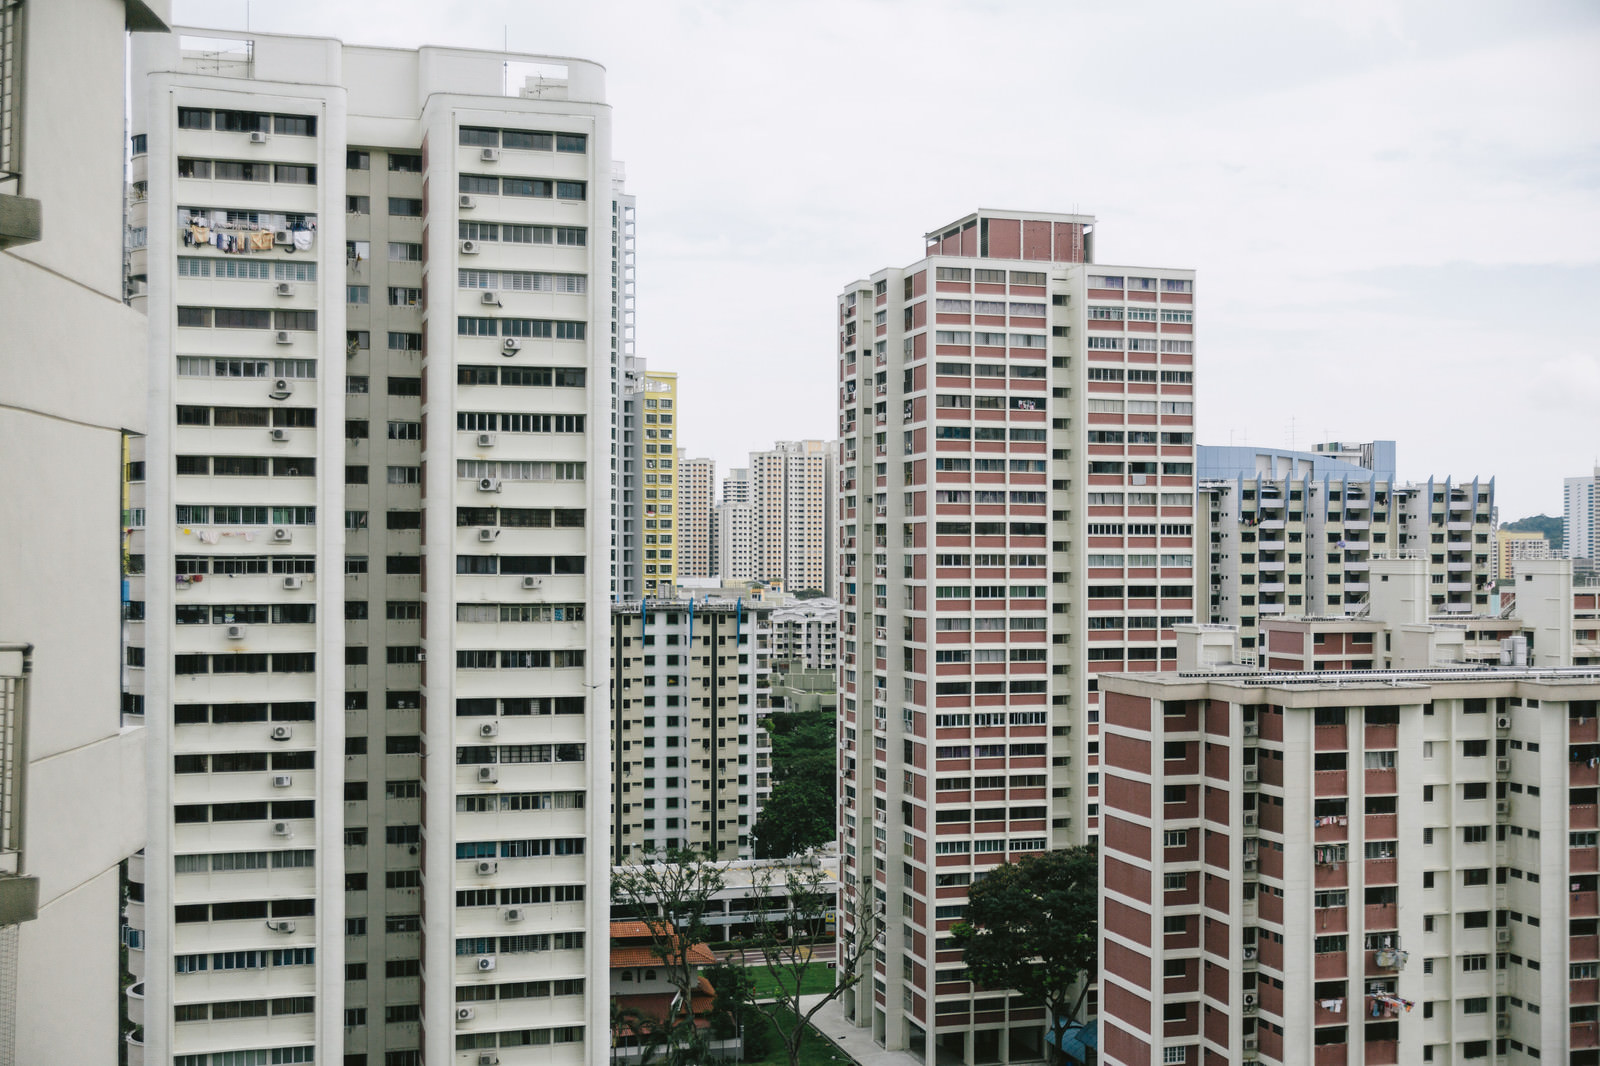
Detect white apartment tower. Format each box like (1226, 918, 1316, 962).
(678, 454, 717, 581)
(126, 29, 615, 1066)
(1566, 467, 1599, 562)
(834, 210, 1197, 1062)
(750, 440, 833, 592)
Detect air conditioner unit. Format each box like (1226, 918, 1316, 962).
(1495, 757, 1511, 775)
(1242, 945, 1258, 962)
(460, 239, 480, 255)
(459, 194, 476, 209)
(270, 725, 293, 741)
(475, 432, 496, 448)
(1243, 811, 1258, 829)
(272, 773, 293, 788)
(1242, 766, 1259, 785)
(265, 918, 296, 933)
(1496, 1012, 1510, 1032)
(1496, 928, 1512, 944)
(275, 330, 293, 345)
(1496, 715, 1512, 731)
(476, 958, 497, 975)
(271, 820, 292, 837)
(270, 427, 290, 442)
(272, 527, 293, 543)
(282, 576, 303, 590)
(476, 1051, 500, 1066)
(275, 282, 294, 296)
(477, 766, 498, 784)
(503, 907, 525, 922)
(1242, 1035, 1259, 1053)
(480, 147, 500, 162)
(477, 528, 499, 543)
(225, 624, 246, 640)
(500, 337, 522, 354)
(1496, 799, 1511, 818)
(416, 651, 426, 662)
(273, 230, 292, 245)
(270, 377, 293, 397)
(456, 1006, 475, 1021)
(477, 477, 502, 493)
(1243, 721, 1259, 737)
(475, 859, 498, 876)
(521, 576, 541, 590)
(249, 130, 269, 143)
(1241, 992, 1258, 1014)
(480, 290, 499, 305)
(479, 721, 499, 738)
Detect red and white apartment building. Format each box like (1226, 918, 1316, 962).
(833, 209, 1197, 1063)
(1100, 619, 1600, 1066)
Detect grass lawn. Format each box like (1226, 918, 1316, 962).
(737, 1004, 853, 1066)
(744, 963, 840, 1000)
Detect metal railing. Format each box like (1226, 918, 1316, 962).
(0, 644, 27, 874)
(0, 0, 22, 193)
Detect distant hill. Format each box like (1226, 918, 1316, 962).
(1501, 514, 1563, 551)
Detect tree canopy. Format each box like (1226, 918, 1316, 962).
(951, 846, 1098, 1055)
(751, 710, 836, 859)
(1501, 514, 1563, 551)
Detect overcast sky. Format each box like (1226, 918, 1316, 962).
(176, 0, 1600, 520)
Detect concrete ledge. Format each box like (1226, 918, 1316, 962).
(0, 194, 42, 250)
(0, 875, 40, 926)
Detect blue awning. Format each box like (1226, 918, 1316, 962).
(1047, 1022, 1097, 1064)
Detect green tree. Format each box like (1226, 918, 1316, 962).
(752, 710, 835, 859)
(1502, 514, 1563, 551)
(703, 961, 768, 1058)
(951, 846, 1098, 1061)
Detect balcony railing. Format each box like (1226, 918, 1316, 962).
(0, 643, 37, 927)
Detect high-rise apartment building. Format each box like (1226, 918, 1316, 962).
(833, 209, 1197, 1062)
(1565, 468, 1599, 562)
(1100, 646, 1600, 1066)
(750, 440, 832, 592)
(716, 499, 755, 582)
(125, 28, 616, 1066)
(678, 453, 716, 580)
(633, 370, 679, 597)
(608, 173, 637, 599)
(608, 598, 770, 863)
(0, 1, 166, 1061)
(723, 466, 750, 504)
(1199, 466, 1495, 654)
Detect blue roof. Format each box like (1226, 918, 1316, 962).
(1046, 1022, 1097, 1063)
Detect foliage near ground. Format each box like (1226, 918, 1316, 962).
(951, 846, 1099, 1059)
(751, 710, 835, 859)
(739, 1006, 852, 1066)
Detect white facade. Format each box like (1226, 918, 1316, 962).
(0, 2, 165, 1062)
(769, 600, 841, 672)
(750, 440, 832, 593)
(678, 454, 716, 580)
(715, 500, 755, 582)
(1565, 467, 1598, 561)
(126, 28, 615, 1066)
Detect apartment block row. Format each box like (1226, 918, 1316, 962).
(1101, 637, 1600, 1066)
(1198, 445, 1496, 654)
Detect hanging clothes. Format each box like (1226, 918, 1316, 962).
(292, 228, 313, 252)
(251, 230, 275, 251)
